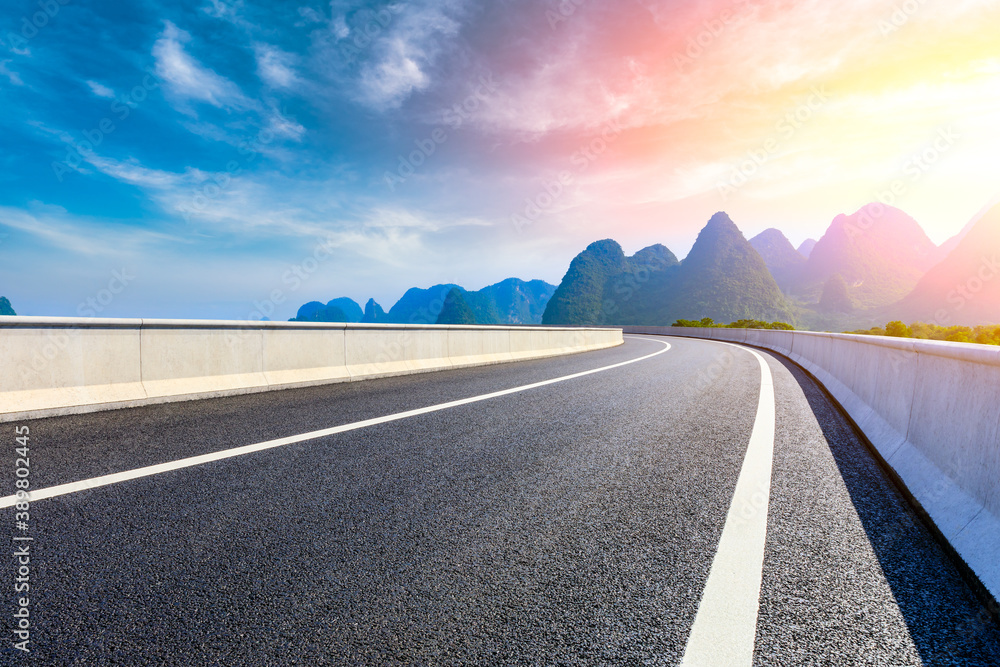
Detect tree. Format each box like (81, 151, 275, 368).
(884, 321, 912, 338)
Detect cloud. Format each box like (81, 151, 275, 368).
(152, 21, 251, 110)
(254, 43, 299, 88)
(86, 80, 115, 98)
(0, 60, 23, 86)
(0, 203, 188, 257)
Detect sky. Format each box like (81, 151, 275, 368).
(2, 0, 1000, 320)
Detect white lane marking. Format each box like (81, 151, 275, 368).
(681, 342, 776, 667)
(0, 338, 671, 509)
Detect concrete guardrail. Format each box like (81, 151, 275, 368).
(624, 325, 1000, 604)
(0, 318, 622, 422)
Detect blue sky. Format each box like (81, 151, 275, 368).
(3, 0, 999, 319)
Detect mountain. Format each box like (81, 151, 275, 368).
(543, 213, 793, 326)
(326, 298, 363, 323)
(295, 279, 556, 327)
(362, 298, 388, 323)
(938, 194, 1000, 257)
(384, 279, 555, 325)
(749, 228, 806, 292)
(801, 204, 939, 308)
(640, 212, 793, 324)
(897, 202, 1000, 325)
(0, 297, 15, 316)
(472, 278, 555, 325)
(798, 238, 817, 258)
(436, 288, 477, 325)
(818, 274, 854, 313)
(290, 301, 348, 323)
(542, 240, 634, 325)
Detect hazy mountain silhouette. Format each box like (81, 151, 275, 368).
(749, 228, 806, 293)
(802, 204, 939, 308)
(897, 202, 1000, 325)
(362, 298, 388, 323)
(296, 279, 555, 327)
(798, 238, 818, 258)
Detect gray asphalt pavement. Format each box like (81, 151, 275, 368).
(2, 335, 998, 665)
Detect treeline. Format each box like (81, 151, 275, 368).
(849, 321, 1000, 346)
(672, 317, 794, 330)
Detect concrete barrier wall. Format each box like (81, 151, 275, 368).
(623, 325, 1000, 601)
(0, 318, 622, 422)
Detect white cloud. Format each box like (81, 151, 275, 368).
(86, 80, 115, 98)
(0, 60, 23, 86)
(152, 21, 251, 110)
(254, 43, 299, 88)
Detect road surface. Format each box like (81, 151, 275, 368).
(2, 335, 998, 665)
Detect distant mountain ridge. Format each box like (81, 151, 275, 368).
(543, 212, 793, 326)
(291, 278, 556, 326)
(0, 297, 15, 316)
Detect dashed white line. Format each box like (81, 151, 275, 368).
(0, 338, 671, 509)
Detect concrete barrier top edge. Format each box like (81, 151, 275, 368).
(617, 326, 1000, 365)
(0, 317, 620, 334)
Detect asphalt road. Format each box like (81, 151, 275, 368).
(2, 335, 999, 665)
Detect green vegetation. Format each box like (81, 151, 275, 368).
(818, 274, 853, 313)
(673, 317, 794, 330)
(436, 288, 477, 325)
(0, 297, 14, 316)
(849, 321, 1000, 346)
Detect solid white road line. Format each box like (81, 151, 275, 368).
(681, 342, 776, 667)
(0, 338, 671, 509)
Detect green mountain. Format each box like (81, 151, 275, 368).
(749, 228, 806, 293)
(819, 274, 854, 313)
(896, 201, 1000, 325)
(802, 204, 939, 308)
(543, 213, 793, 326)
(0, 297, 15, 316)
(436, 288, 477, 325)
(542, 240, 675, 325)
(472, 278, 555, 325)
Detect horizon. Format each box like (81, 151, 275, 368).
(2, 1, 1000, 320)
